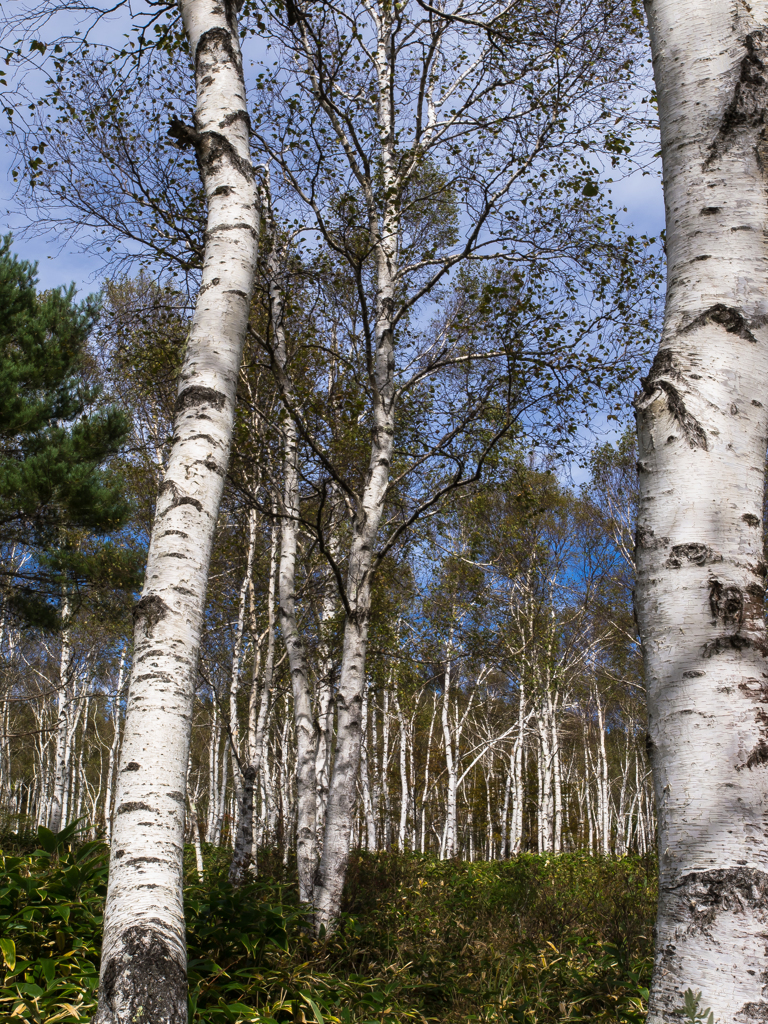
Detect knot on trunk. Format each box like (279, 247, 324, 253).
(635, 349, 708, 450)
(707, 29, 768, 169)
(133, 594, 170, 635)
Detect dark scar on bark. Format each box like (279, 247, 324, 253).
(704, 633, 768, 657)
(705, 29, 768, 170)
(635, 526, 670, 551)
(116, 801, 154, 815)
(666, 542, 723, 568)
(158, 480, 205, 516)
(133, 594, 170, 634)
(660, 868, 768, 948)
(94, 926, 187, 1024)
(744, 513, 761, 527)
(736, 1002, 768, 1021)
(175, 386, 227, 415)
(196, 26, 241, 76)
(124, 762, 140, 772)
(636, 349, 707, 450)
(746, 739, 768, 769)
(680, 303, 764, 344)
(709, 580, 745, 626)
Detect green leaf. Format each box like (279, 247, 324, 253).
(581, 182, 599, 197)
(0, 937, 15, 970)
(301, 993, 326, 1024)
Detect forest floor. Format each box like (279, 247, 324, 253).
(0, 826, 657, 1023)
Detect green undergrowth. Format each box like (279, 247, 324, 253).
(0, 825, 656, 1023)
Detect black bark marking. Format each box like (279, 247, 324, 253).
(219, 109, 252, 133)
(735, 1003, 768, 1021)
(158, 480, 205, 516)
(683, 670, 705, 678)
(637, 349, 708, 450)
(202, 458, 224, 476)
(635, 526, 670, 551)
(666, 542, 723, 568)
(709, 580, 745, 625)
(205, 220, 258, 238)
(707, 29, 768, 170)
(663, 867, 768, 932)
(124, 762, 140, 772)
(744, 513, 761, 527)
(133, 594, 170, 634)
(213, 184, 233, 196)
(93, 925, 187, 1024)
(703, 634, 752, 657)
(200, 133, 254, 180)
(116, 801, 154, 815)
(746, 739, 768, 769)
(196, 26, 240, 76)
(701, 206, 721, 214)
(680, 303, 762, 344)
(175, 385, 227, 415)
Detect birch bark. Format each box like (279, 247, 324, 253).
(92, 0, 258, 1016)
(267, 226, 318, 906)
(441, 660, 458, 859)
(637, 2, 768, 1015)
(48, 626, 73, 833)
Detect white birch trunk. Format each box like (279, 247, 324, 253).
(104, 652, 128, 845)
(638, 5, 768, 1014)
(310, 3, 402, 931)
(394, 683, 409, 853)
(227, 507, 258, 868)
(272, 272, 318, 904)
(231, 511, 277, 882)
(382, 685, 392, 850)
(420, 693, 437, 855)
(48, 626, 72, 833)
(441, 660, 458, 860)
(360, 684, 377, 850)
(92, 0, 259, 1015)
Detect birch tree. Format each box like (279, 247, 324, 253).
(636, 0, 768, 1018)
(249, 0, 652, 932)
(91, 0, 260, 1019)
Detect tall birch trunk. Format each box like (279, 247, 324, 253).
(360, 685, 377, 849)
(637, 3, 768, 1017)
(92, 0, 258, 1016)
(265, 218, 318, 906)
(226, 506, 258, 866)
(104, 652, 128, 845)
(394, 684, 409, 852)
(231, 511, 277, 883)
(48, 625, 72, 833)
(441, 660, 458, 860)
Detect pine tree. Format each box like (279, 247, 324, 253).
(0, 237, 137, 625)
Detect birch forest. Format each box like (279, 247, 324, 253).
(1, 401, 651, 865)
(6, 0, 759, 1019)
